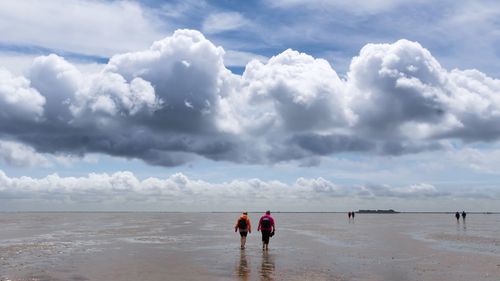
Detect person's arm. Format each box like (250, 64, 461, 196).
(272, 218, 276, 232)
(247, 218, 252, 233)
(257, 218, 261, 231)
(234, 218, 239, 232)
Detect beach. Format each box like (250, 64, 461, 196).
(1, 212, 499, 281)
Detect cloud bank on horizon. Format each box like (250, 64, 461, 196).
(1, 169, 499, 211)
(1, 29, 499, 168)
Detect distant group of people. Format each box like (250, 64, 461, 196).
(455, 211, 466, 222)
(234, 210, 472, 250)
(235, 210, 275, 250)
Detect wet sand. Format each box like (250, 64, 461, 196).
(1, 213, 499, 281)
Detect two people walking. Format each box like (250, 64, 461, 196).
(348, 211, 355, 220)
(235, 211, 276, 250)
(455, 211, 466, 222)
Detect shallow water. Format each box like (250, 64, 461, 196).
(0, 213, 499, 281)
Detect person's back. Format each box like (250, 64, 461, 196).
(235, 212, 251, 249)
(462, 211, 466, 220)
(260, 215, 274, 231)
(237, 214, 250, 232)
(455, 212, 460, 221)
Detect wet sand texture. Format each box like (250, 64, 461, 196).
(1, 213, 499, 281)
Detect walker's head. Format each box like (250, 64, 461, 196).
(243, 212, 248, 215)
(266, 210, 271, 215)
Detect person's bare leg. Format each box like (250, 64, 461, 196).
(241, 237, 246, 249)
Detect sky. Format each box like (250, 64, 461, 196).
(0, 0, 500, 212)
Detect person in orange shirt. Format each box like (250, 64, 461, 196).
(235, 212, 251, 249)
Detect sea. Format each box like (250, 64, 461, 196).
(1, 212, 499, 281)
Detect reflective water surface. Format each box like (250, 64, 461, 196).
(0, 212, 499, 281)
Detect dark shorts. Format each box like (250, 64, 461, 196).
(261, 230, 271, 244)
(239, 231, 248, 237)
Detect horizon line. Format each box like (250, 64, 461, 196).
(0, 211, 499, 214)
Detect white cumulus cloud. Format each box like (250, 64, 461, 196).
(0, 30, 499, 167)
(0, 68, 45, 121)
(0, 141, 49, 167)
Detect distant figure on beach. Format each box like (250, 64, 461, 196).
(351, 211, 355, 219)
(348, 212, 352, 219)
(462, 211, 466, 221)
(455, 211, 460, 221)
(235, 212, 251, 249)
(258, 210, 275, 251)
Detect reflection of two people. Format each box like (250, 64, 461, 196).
(236, 250, 275, 281)
(456, 219, 467, 231)
(455, 212, 467, 231)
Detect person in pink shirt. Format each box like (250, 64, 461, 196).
(257, 210, 275, 250)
